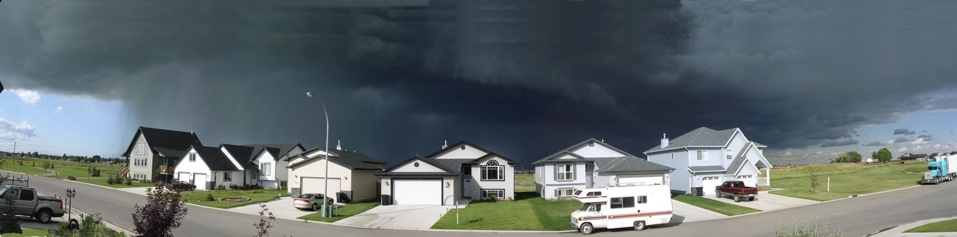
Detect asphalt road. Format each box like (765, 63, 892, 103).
(9, 171, 957, 237)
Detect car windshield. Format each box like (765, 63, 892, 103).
(928, 166, 938, 170)
(299, 194, 314, 199)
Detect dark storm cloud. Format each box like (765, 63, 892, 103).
(894, 129, 917, 135)
(3, 0, 957, 165)
(820, 139, 858, 148)
(863, 141, 886, 147)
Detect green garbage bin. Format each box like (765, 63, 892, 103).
(322, 205, 337, 217)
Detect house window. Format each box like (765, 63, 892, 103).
(224, 172, 232, 182)
(261, 163, 272, 176)
(727, 150, 732, 159)
(610, 196, 636, 209)
(481, 160, 504, 181)
(136, 143, 145, 155)
(557, 164, 574, 181)
(637, 195, 647, 204)
(555, 188, 575, 197)
(189, 153, 196, 162)
(462, 165, 472, 175)
(697, 150, 708, 161)
(481, 189, 505, 200)
(671, 152, 674, 160)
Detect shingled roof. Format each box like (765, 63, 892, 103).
(122, 126, 202, 157)
(287, 147, 385, 170)
(645, 127, 739, 154)
(189, 145, 239, 171)
(587, 157, 673, 173)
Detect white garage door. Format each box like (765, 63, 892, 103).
(194, 173, 208, 190)
(618, 175, 663, 185)
(301, 177, 341, 202)
(701, 176, 722, 195)
(177, 172, 190, 182)
(736, 175, 756, 187)
(393, 179, 441, 205)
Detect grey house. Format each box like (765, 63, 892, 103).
(533, 138, 674, 199)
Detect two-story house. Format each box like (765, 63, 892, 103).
(645, 127, 772, 195)
(377, 141, 517, 205)
(286, 142, 386, 203)
(122, 126, 202, 182)
(533, 138, 674, 199)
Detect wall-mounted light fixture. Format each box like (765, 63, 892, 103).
(445, 182, 450, 188)
(386, 181, 390, 186)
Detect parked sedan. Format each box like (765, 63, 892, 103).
(167, 181, 196, 191)
(293, 193, 333, 211)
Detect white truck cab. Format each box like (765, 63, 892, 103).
(570, 183, 674, 235)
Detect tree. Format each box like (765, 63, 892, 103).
(91, 155, 102, 163)
(876, 148, 893, 162)
(830, 151, 863, 163)
(253, 204, 276, 237)
(0, 175, 23, 235)
(132, 183, 188, 237)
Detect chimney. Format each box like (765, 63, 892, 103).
(336, 140, 342, 151)
(442, 140, 448, 149)
(661, 133, 669, 148)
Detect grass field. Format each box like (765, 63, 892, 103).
(0, 156, 125, 180)
(0, 228, 52, 237)
(298, 200, 380, 223)
(181, 189, 290, 208)
(75, 178, 158, 188)
(672, 194, 761, 216)
(431, 192, 580, 230)
(768, 162, 924, 201)
(905, 218, 957, 233)
(515, 174, 535, 192)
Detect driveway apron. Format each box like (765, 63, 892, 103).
(335, 205, 463, 230)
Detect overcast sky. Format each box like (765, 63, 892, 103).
(2, 0, 957, 166)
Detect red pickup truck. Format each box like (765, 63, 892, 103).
(715, 180, 758, 202)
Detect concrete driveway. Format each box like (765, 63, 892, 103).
(671, 200, 725, 223)
(335, 201, 469, 230)
(226, 196, 343, 220)
(705, 190, 818, 212)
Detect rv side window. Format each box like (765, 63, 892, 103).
(586, 191, 601, 196)
(611, 197, 636, 209)
(637, 195, 647, 204)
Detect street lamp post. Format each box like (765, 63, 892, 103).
(306, 92, 331, 217)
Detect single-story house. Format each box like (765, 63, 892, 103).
(174, 145, 245, 190)
(286, 143, 386, 203)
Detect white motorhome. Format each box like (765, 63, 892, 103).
(570, 183, 673, 235)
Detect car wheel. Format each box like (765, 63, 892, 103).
(312, 203, 319, 211)
(749, 197, 755, 201)
(580, 223, 594, 235)
(634, 221, 646, 231)
(715, 191, 721, 198)
(733, 193, 741, 202)
(36, 209, 52, 223)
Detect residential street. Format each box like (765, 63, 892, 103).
(10, 171, 957, 237)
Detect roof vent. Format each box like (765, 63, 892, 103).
(336, 140, 342, 151)
(661, 133, 669, 149)
(442, 140, 448, 149)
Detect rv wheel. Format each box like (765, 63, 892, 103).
(634, 221, 646, 231)
(580, 223, 594, 235)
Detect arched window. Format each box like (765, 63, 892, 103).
(481, 160, 504, 181)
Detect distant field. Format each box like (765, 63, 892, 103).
(768, 162, 925, 201)
(515, 174, 535, 192)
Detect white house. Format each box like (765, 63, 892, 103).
(286, 143, 386, 203)
(221, 143, 304, 189)
(121, 126, 202, 182)
(645, 127, 773, 195)
(174, 145, 244, 190)
(377, 141, 517, 205)
(533, 138, 674, 199)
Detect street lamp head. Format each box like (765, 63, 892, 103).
(306, 92, 313, 97)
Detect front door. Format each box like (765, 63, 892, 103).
(463, 179, 472, 198)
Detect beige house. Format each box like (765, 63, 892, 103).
(286, 145, 385, 203)
(377, 141, 517, 205)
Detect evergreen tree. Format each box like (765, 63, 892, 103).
(0, 181, 23, 234)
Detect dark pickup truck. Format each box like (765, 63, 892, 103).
(715, 180, 758, 202)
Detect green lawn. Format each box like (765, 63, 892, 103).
(672, 194, 761, 216)
(432, 192, 581, 230)
(905, 218, 957, 233)
(75, 178, 157, 188)
(515, 174, 535, 192)
(768, 162, 924, 201)
(298, 200, 380, 223)
(0, 164, 50, 175)
(0, 228, 51, 237)
(181, 189, 290, 208)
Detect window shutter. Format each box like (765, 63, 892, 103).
(553, 164, 558, 181)
(572, 164, 577, 180)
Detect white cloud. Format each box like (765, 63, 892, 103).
(898, 146, 909, 152)
(0, 118, 37, 141)
(934, 143, 941, 149)
(54, 106, 64, 115)
(9, 89, 41, 108)
(912, 138, 927, 145)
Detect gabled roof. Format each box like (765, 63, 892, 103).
(425, 141, 519, 165)
(378, 156, 459, 176)
(245, 143, 304, 163)
(587, 157, 674, 173)
(220, 144, 258, 170)
(153, 147, 188, 159)
(725, 143, 752, 175)
(533, 138, 638, 165)
(287, 147, 384, 170)
(122, 127, 202, 157)
(645, 127, 741, 154)
(188, 145, 239, 171)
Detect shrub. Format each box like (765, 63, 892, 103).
(49, 213, 126, 237)
(132, 184, 188, 237)
(107, 177, 115, 185)
(229, 184, 240, 190)
(773, 217, 843, 237)
(126, 177, 133, 186)
(206, 194, 215, 201)
(67, 176, 77, 180)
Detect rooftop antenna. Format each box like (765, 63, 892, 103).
(336, 140, 342, 151)
(442, 140, 448, 149)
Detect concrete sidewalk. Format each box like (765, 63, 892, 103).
(870, 216, 957, 237)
